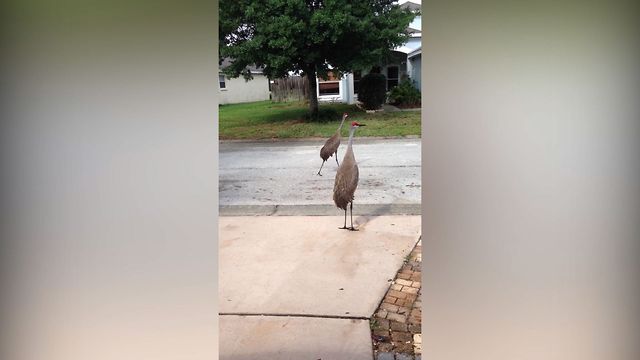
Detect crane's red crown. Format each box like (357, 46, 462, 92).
(351, 121, 361, 127)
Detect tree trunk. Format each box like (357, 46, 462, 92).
(306, 66, 319, 118)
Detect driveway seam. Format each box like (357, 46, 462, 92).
(219, 312, 370, 321)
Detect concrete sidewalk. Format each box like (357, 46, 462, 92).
(220, 316, 372, 360)
(219, 215, 421, 359)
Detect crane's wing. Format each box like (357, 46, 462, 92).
(320, 133, 340, 159)
(350, 164, 359, 194)
(333, 163, 359, 209)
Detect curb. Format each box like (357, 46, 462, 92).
(219, 204, 422, 216)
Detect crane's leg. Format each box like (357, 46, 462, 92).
(349, 201, 358, 231)
(335, 150, 340, 166)
(339, 208, 348, 229)
(317, 160, 326, 176)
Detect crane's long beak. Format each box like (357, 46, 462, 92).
(358, 124, 366, 126)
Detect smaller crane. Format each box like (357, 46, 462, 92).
(333, 121, 366, 230)
(317, 112, 349, 176)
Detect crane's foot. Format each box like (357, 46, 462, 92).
(339, 226, 359, 231)
(317, 172, 323, 176)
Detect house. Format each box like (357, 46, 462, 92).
(399, 1, 422, 90)
(218, 58, 271, 105)
(220, 0, 421, 105)
(315, 0, 422, 104)
(407, 46, 421, 90)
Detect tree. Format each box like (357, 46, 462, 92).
(219, 0, 416, 118)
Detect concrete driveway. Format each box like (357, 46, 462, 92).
(219, 138, 421, 359)
(219, 215, 421, 360)
(219, 216, 421, 317)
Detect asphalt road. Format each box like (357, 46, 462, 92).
(219, 138, 421, 215)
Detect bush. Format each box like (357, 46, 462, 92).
(358, 73, 387, 110)
(387, 79, 421, 108)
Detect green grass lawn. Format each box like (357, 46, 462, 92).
(219, 100, 421, 140)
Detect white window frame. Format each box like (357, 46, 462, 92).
(219, 74, 227, 90)
(317, 71, 343, 102)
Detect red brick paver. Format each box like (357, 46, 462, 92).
(371, 239, 422, 358)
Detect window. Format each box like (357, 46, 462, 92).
(353, 70, 362, 94)
(318, 71, 340, 96)
(219, 74, 226, 89)
(319, 82, 339, 95)
(387, 66, 399, 90)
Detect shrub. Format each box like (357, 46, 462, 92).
(358, 73, 387, 110)
(387, 79, 421, 108)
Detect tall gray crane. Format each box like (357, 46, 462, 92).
(317, 113, 349, 176)
(333, 121, 366, 230)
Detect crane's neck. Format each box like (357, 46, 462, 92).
(347, 126, 357, 148)
(337, 115, 347, 132)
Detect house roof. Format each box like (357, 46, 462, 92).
(220, 57, 264, 74)
(399, 1, 421, 12)
(408, 16, 421, 33)
(408, 46, 422, 58)
(394, 45, 416, 54)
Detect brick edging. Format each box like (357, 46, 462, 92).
(370, 237, 422, 359)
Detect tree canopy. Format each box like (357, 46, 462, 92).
(219, 0, 416, 116)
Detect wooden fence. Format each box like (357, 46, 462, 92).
(270, 76, 309, 102)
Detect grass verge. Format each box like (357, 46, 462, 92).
(219, 100, 421, 140)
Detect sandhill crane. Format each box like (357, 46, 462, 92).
(333, 121, 366, 230)
(317, 112, 349, 176)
